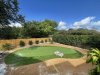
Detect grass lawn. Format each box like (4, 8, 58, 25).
(5, 46, 83, 66)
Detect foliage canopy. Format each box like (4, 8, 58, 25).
(0, 0, 24, 27)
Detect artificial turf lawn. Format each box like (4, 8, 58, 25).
(5, 46, 83, 66)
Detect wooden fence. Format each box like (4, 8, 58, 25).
(0, 38, 51, 47)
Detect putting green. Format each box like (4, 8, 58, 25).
(5, 46, 83, 66)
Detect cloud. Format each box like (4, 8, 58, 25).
(73, 16, 100, 31)
(57, 17, 100, 31)
(91, 21, 100, 26)
(9, 23, 22, 27)
(73, 17, 95, 28)
(57, 21, 68, 30)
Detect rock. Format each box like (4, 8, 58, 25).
(0, 63, 7, 75)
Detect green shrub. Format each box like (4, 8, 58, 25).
(50, 40, 53, 44)
(49, 39, 53, 44)
(49, 39, 51, 42)
(89, 67, 98, 75)
(52, 30, 100, 49)
(40, 40, 44, 43)
(19, 41, 25, 47)
(2, 43, 13, 50)
(28, 40, 33, 45)
(87, 35, 100, 49)
(35, 40, 39, 44)
(0, 47, 3, 51)
(45, 39, 47, 42)
(53, 33, 90, 48)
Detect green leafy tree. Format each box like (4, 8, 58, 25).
(22, 21, 42, 38)
(86, 48, 100, 75)
(0, 27, 12, 39)
(0, 0, 24, 27)
(0, 0, 24, 39)
(22, 20, 57, 38)
(40, 19, 58, 36)
(0, 26, 21, 39)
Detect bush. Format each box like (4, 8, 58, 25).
(49, 38, 51, 42)
(89, 68, 98, 75)
(45, 39, 47, 42)
(87, 35, 100, 49)
(52, 30, 100, 49)
(35, 40, 39, 44)
(0, 47, 3, 51)
(40, 40, 44, 43)
(19, 41, 25, 47)
(53, 32, 100, 49)
(53, 33, 90, 48)
(28, 40, 33, 45)
(48, 39, 53, 44)
(2, 43, 13, 50)
(50, 40, 54, 44)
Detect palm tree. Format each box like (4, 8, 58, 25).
(86, 48, 100, 75)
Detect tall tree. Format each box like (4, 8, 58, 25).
(22, 20, 58, 38)
(0, 26, 21, 39)
(0, 0, 24, 27)
(40, 19, 58, 36)
(22, 21, 41, 38)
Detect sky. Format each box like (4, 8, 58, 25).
(16, 0, 100, 31)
